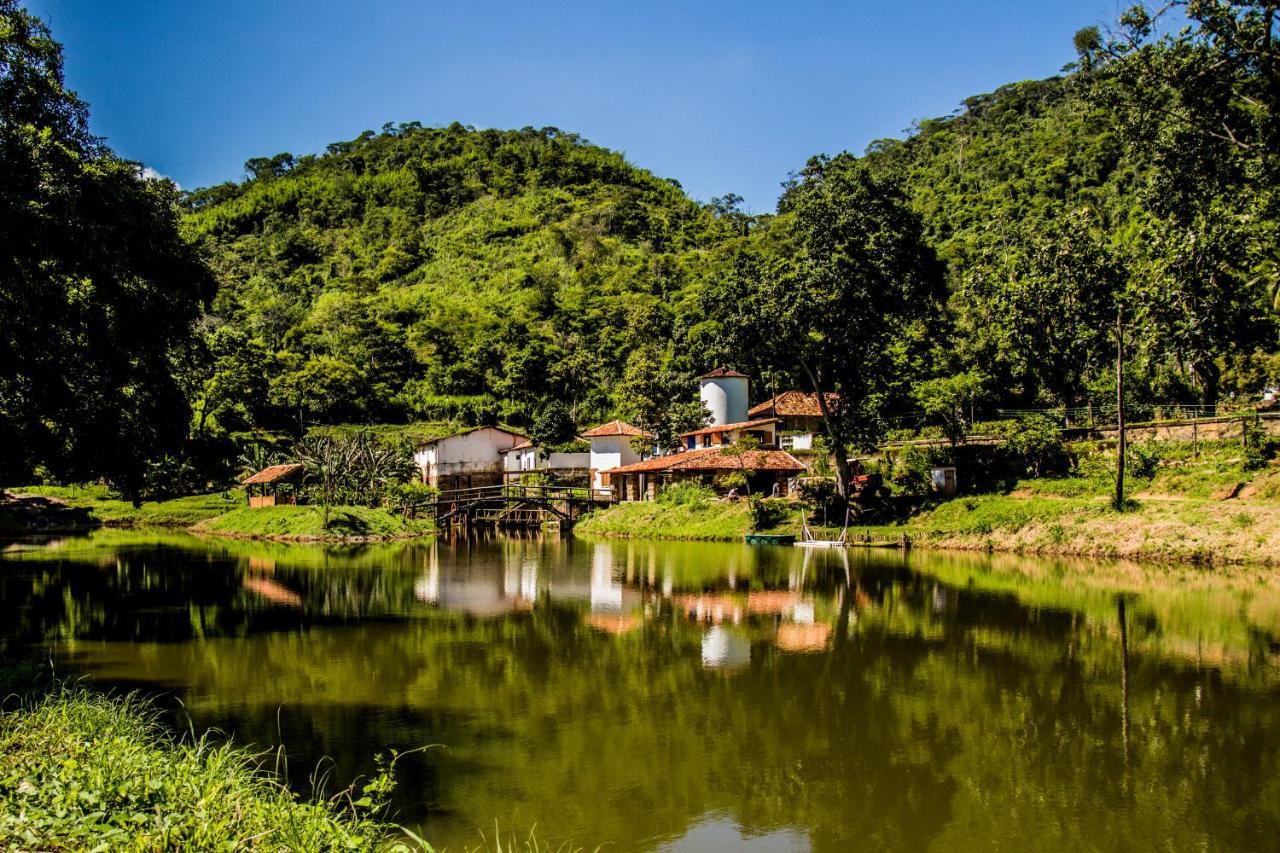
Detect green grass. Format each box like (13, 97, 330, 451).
(5, 484, 242, 526)
(0, 686, 423, 852)
(576, 497, 754, 541)
(196, 505, 433, 540)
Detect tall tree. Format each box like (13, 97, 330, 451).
(0, 1, 213, 493)
(704, 154, 945, 495)
(957, 209, 1125, 412)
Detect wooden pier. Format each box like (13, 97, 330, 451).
(416, 484, 616, 529)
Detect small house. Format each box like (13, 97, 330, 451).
(499, 440, 591, 484)
(679, 417, 780, 450)
(608, 447, 805, 501)
(242, 463, 305, 508)
(748, 391, 840, 451)
(580, 420, 652, 490)
(413, 426, 529, 491)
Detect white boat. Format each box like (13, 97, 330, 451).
(795, 508, 849, 548)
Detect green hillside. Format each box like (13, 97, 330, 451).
(184, 124, 741, 434)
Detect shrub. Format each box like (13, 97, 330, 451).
(749, 496, 790, 530)
(1127, 441, 1164, 479)
(656, 481, 716, 507)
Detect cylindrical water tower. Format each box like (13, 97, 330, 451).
(698, 367, 750, 426)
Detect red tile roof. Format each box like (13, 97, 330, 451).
(664, 449, 806, 473)
(678, 417, 780, 438)
(699, 366, 749, 379)
(242, 463, 306, 485)
(580, 420, 651, 438)
(609, 448, 805, 476)
(748, 391, 841, 419)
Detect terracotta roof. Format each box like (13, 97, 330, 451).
(748, 391, 841, 419)
(699, 366, 749, 379)
(608, 450, 715, 475)
(501, 440, 535, 451)
(678, 417, 780, 438)
(664, 449, 806, 473)
(609, 448, 805, 476)
(242, 463, 305, 485)
(580, 420, 651, 438)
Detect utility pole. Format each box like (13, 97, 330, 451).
(1115, 305, 1126, 511)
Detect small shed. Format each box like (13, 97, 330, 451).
(243, 463, 306, 508)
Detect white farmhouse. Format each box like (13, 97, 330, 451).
(580, 420, 651, 491)
(413, 426, 528, 491)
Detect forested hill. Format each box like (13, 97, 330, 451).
(863, 76, 1143, 273)
(184, 123, 743, 435)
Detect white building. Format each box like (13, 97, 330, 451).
(498, 440, 591, 483)
(413, 426, 528, 491)
(579, 420, 651, 490)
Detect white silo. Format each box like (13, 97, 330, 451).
(698, 367, 750, 426)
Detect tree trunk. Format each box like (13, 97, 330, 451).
(805, 366, 851, 497)
(1115, 307, 1126, 511)
(1192, 358, 1220, 415)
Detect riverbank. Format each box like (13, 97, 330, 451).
(578, 441, 1280, 565)
(0, 666, 421, 851)
(194, 505, 434, 541)
(1, 485, 433, 542)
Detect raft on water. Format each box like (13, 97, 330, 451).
(744, 533, 797, 545)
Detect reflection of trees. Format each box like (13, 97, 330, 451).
(5, 534, 1280, 850)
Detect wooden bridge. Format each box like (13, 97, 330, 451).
(417, 484, 616, 529)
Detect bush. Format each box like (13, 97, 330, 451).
(656, 481, 716, 507)
(749, 496, 790, 530)
(1127, 441, 1164, 479)
(794, 476, 838, 510)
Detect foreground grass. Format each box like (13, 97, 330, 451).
(196, 505, 433, 540)
(0, 687, 420, 852)
(4, 484, 241, 526)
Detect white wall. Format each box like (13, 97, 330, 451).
(416, 428, 524, 484)
(590, 435, 643, 489)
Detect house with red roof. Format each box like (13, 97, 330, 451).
(579, 420, 652, 490)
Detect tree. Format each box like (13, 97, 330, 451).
(718, 434, 762, 494)
(914, 372, 986, 447)
(957, 209, 1124, 413)
(703, 154, 945, 495)
(529, 400, 576, 449)
(0, 2, 214, 494)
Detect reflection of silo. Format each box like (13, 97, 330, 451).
(699, 367, 749, 426)
(701, 626, 751, 669)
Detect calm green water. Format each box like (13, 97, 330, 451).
(4, 529, 1280, 851)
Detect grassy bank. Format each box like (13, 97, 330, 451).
(194, 505, 433, 541)
(1, 485, 435, 543)
(0, 684, 421, 851)
(2, 484, 240, 530)
(576, 489, 754, 540)
(580, 441, 1280, 565)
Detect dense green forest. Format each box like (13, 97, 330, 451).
(2, 0, 1278, 493)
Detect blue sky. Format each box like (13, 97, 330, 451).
(29, 1, 1114, 212)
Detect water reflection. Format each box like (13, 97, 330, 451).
(3, 529, 1280, 851)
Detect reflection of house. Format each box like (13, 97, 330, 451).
(242, 463, 305, 508)
(609, 448, 805, 501)
(580, 420, 651, 490)
(498, 440, 590, 484)
(748, 391, 840, 451)
(413, 427, 528, 490)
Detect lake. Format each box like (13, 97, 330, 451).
(3, 529, 1280, 851)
